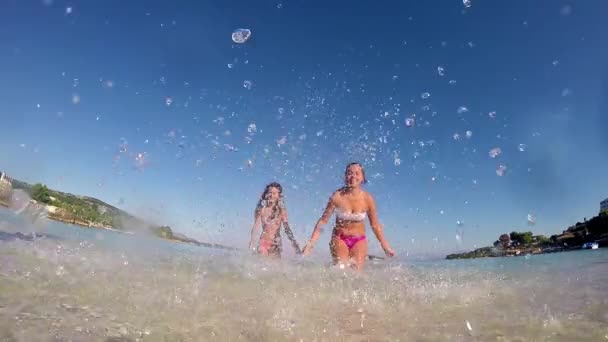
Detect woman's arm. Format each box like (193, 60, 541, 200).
(302, 194, 336, 255)
(367, 193, 395, 257)
(281, 209, 301, 254)
(248, 212, 262, 251)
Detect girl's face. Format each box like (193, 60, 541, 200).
(345, 164, 365, 188)
(264, 186, 281, 203)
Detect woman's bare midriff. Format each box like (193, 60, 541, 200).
(332, 220, 365, 237)
(260, 225, 280, 242)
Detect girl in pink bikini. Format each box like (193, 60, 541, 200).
(302, 162, 395, 269)
(249, 182, 301, 257)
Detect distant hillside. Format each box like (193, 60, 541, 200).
(447, 213, 608, 260)
(7, 177, 236, 250)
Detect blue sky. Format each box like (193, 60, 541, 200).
(1, 0, 607, 257)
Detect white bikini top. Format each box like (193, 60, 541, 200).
(336, 208, 367, 222)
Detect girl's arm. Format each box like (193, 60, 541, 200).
(281, 209, 301, 254)
(248, 212, 262, 251)
(302, 194, 336, 255)
(367, 193, 395, 257)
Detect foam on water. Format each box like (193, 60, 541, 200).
(1, 211, 607, 341)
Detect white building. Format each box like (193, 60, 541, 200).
(601, 198, 608, 213)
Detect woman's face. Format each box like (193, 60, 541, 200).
(345, 164, 365, 188)
(264, 186, 281, 203)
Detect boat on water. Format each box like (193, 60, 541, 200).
(581, 242, 599, 250)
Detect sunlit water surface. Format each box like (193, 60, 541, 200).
(1, 209, 607, 341)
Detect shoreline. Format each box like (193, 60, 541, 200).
(0, 201, 234, 248)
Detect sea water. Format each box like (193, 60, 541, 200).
(1, 208, 607, 341)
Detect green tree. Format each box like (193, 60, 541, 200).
(153, 226, 174, 239)
(31, 183, 51, 203)
(510, 231, 533, 246)
(535, 235, 552, 246)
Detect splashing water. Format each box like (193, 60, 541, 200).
(496, 164, 507, 176)
(1, 219, 606, 341)
(232, 28, 252, 43)
(527, 213, 536, 225)
(488, 147, 502, 158)
(457, 106, 469, 114)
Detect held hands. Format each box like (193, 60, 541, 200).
(301, 243, 314, 256)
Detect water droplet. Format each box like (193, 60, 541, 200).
(488, 147, 502, 158)
(517, 143, 527, 152)
(227, 63, 234, 69)
(457, 106, 469, 114)
(247, 123, 257, 133)
(71, 94, 80, 104)
(243, 80, 253, 90)
(437, 66, 445, 76)
(527, 213, 536, 225)
(65, 6, 73, 14)
(405, 117, 415, 127)
(453, 133, 461, 141)
(449, 80, 457, 85)
(465, 320, 473, 331)
(134, 152, 148, 170)
(231, 28, 252, 44)
(165, 97, 173, 106)
(394, 158, 401, 166)
(420, 92, 431, 99)
(488, 111, 497, 119)
(463, 0, 472, 8)
(465, 130, 473, 139)
(224, 144, 238, 152)
(496, 164, 507, 176)
(552, 60, 560, 66)
(456, 220, 464, 226)
(277, 3, 283, 9)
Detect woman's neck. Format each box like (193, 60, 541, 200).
(343, 186, 362, 195)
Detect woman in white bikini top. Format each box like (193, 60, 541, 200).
(335, 208, 367, 222)
(302, 162, 395, 270)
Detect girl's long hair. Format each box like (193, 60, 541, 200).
(255, 182, 285, 221)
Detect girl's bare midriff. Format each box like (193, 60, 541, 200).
(332, 219, 365, 237)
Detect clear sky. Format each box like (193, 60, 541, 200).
(1, 0, 607, 257)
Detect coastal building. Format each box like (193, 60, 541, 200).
(601, 198, 608, 213)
